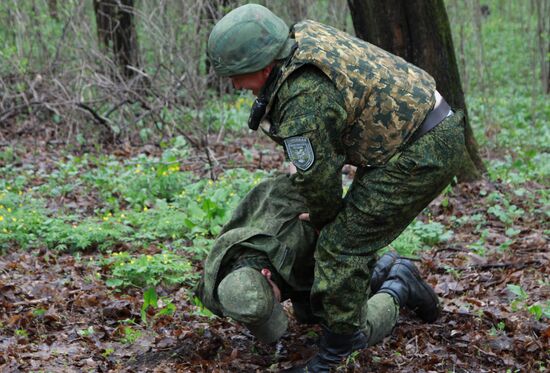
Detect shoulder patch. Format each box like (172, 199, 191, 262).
(284, 136, 315, 171)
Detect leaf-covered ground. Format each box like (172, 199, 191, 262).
(0, 137, 548, 372)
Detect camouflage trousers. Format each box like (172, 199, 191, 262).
(311, 112, 466, 334)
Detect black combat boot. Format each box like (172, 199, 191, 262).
(378, 258, 441, 322)
(287, 327, 367, 373)
(370, 251, 399, 293)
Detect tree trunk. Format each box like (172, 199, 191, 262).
(93, 0, 140, 80)
(347, 0, 486, 182)
(202, 0, 234, 94)
(534, 0, 549, 94)
(47, 0, 58, 20)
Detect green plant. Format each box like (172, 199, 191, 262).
(507, 284, 550, 321)
(487, 204, 524, 226)
(102, 348, 115, 358)
(120, 326, 142, 344)
(45, 218, 134, 252)
(468, 229, 490, 256)
(103, 250, 196, 289)
(411, 221, 453, 246)
(390, 219, 453, 257)
(489, 321, 506, 336)
(140, 287, 177, 324)
(32, 308, 47, 317)
(444, 265, 461, 279)
(141, 287, 158, 324)
(343, 350, 360, 367)
(77, 326, 95, 337)
(15, 328, 29, 337)
(192, 296, 216, 318)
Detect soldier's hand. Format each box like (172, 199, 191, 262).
(261, 268, 282, 302)
(288, 163, 298, 175)
(298, 213, 310, 221)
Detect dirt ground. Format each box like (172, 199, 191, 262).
(1, 139, 548, 372)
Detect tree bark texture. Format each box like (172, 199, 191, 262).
(347, 0, 485, 181)
(93, 0, 140, 80)
(47, 0, 58, 20)
(202, 0, 234, 94)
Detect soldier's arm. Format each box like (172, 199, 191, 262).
(272, 66, 347, 230)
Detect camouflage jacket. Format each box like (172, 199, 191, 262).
(265, 20, 436, 167)
(196, 174, 318, 317)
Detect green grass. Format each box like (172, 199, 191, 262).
(0, 141, 269, 290)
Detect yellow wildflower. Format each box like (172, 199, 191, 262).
(0, 216, 3, 222)
(143, 206, 148, 212)
(7, 208, 12, 213)
(146, 255, 153, 261)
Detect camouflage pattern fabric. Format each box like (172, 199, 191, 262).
(263, 58, 466, 333)
(195, 173, 318, 317)
(265, 20, 437, 167)
(207, 4, 294, 77)
(216, 266, 289, 343)
(196, 173, 401, 341)
(309, 112, 466, 333)
(267, 66, 348, 228)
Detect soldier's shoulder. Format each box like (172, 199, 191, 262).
(278, 64, 338, 100)
(286, 65, 332, 87)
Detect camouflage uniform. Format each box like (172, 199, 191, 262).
(259, 21, 466, 333)
(196, 174, 399, 345)
(196, 174, 318, 321)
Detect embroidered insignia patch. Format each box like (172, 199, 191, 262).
(284, 136, 315, 171)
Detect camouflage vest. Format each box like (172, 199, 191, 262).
(267, 20, 436, 167)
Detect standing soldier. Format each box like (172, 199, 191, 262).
(207, 4, 465, 371)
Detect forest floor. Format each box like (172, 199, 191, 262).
(0, 136, 548, 373)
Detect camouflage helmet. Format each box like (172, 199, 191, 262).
(207, 4, 294, 77)
(217, 267, 288, 344)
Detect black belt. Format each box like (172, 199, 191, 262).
(409, 97, 452, 143)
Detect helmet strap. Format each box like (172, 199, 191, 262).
(247, 64, 281, 131)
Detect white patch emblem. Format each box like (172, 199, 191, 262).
(284, 136, 315, 171)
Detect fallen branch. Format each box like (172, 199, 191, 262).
(452, 260, 541, 271)
(12, 297, 49, 307)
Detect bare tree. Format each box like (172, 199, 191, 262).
(47, 0, 58, 20)
(93, 0, 140, 80)
(534, 0, 549, 94)
(202, 0, 235, 94)
(347, 0, 486, 182)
